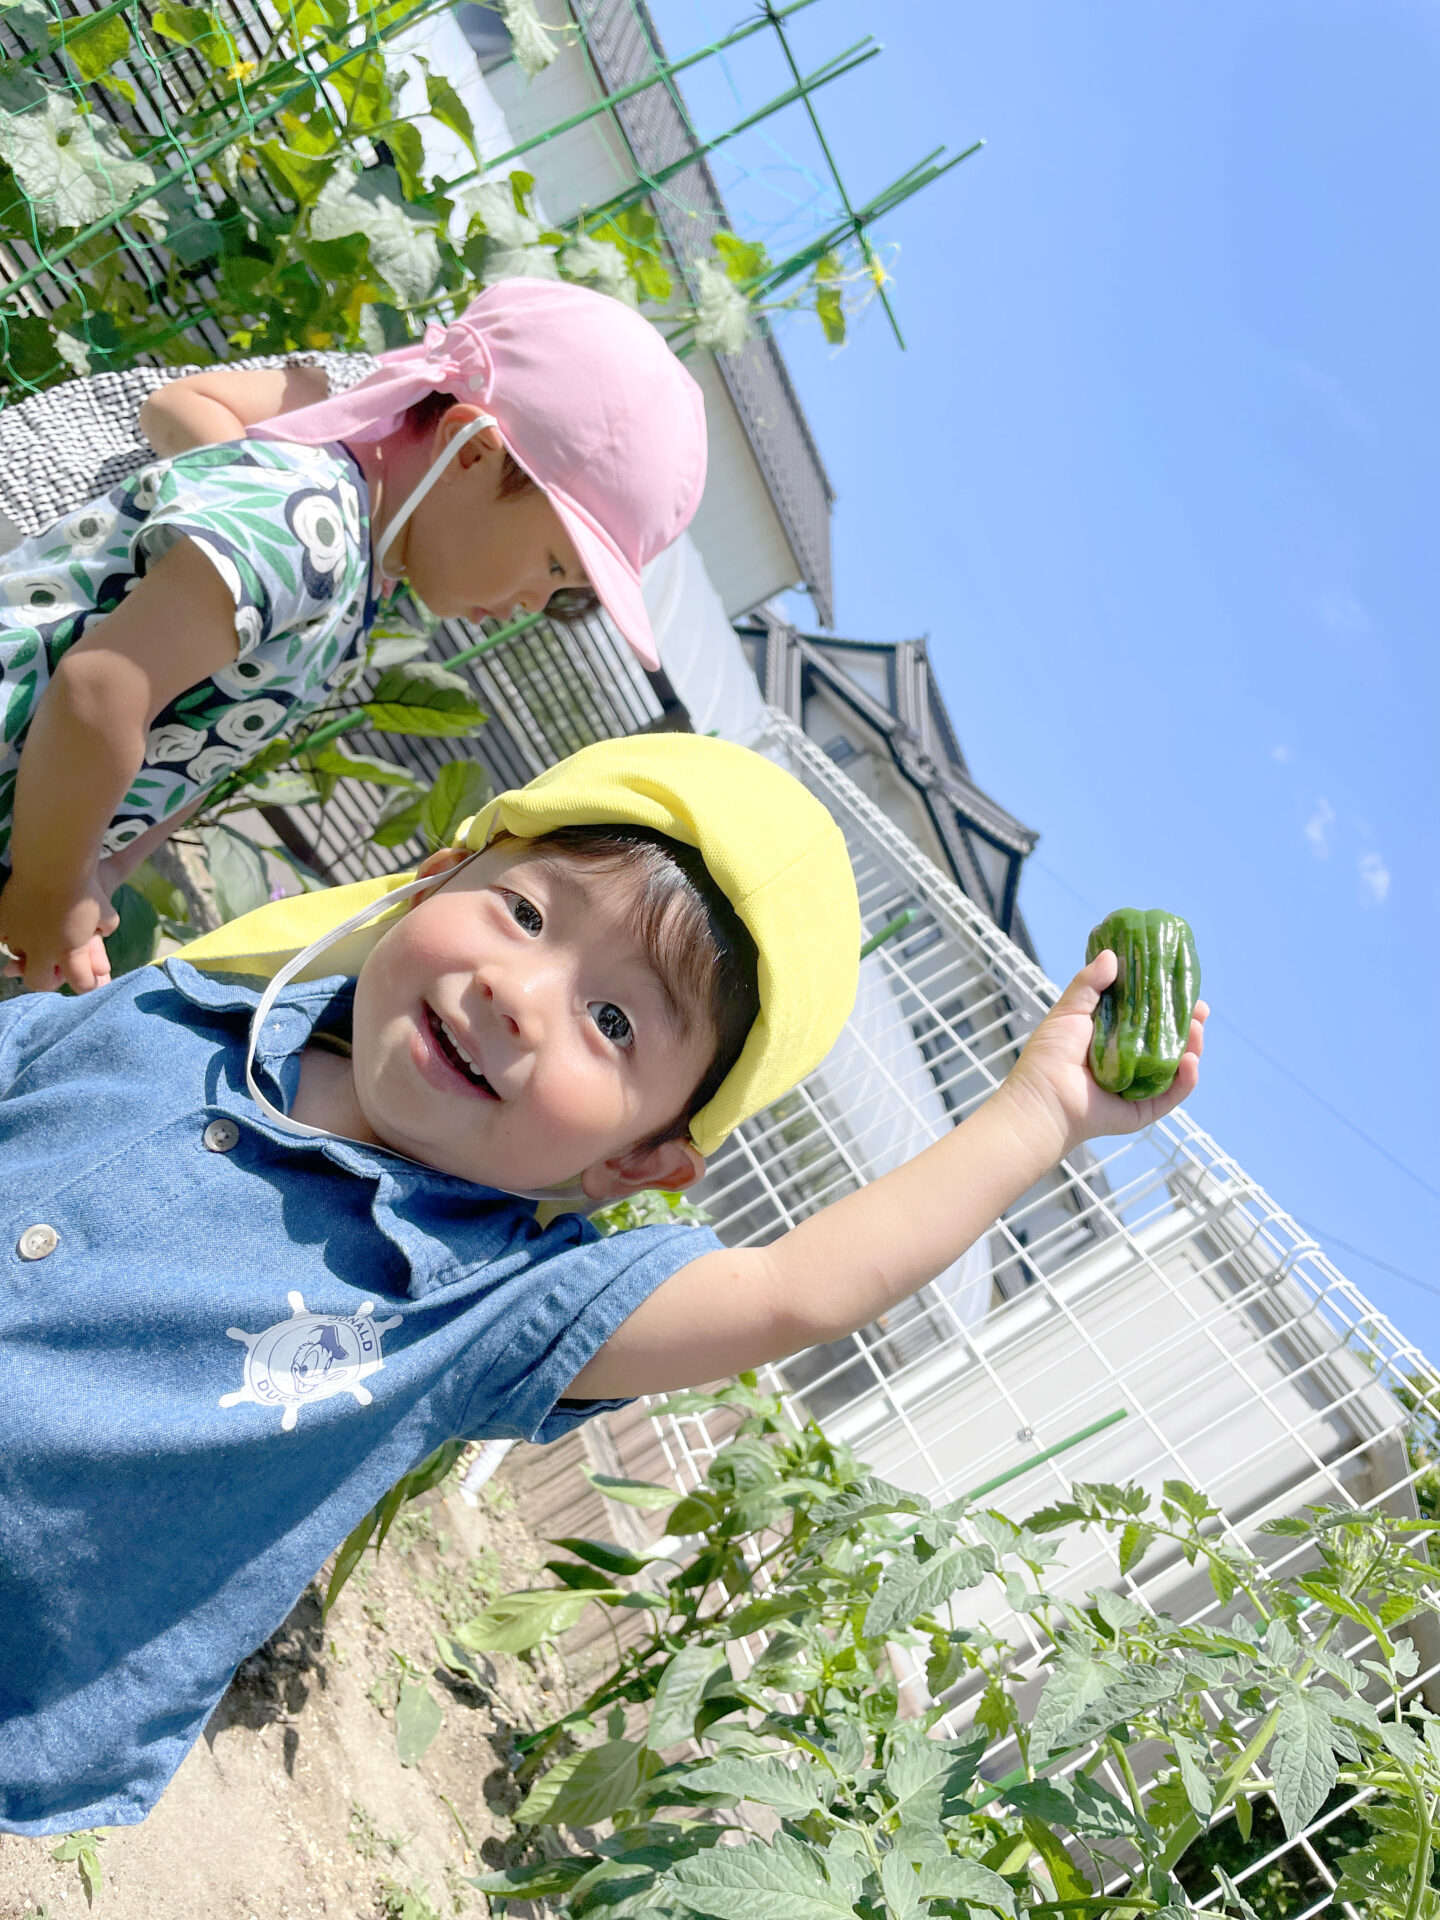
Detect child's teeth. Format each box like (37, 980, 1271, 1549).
(440, 1017, 479, 1074)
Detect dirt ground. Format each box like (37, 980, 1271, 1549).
(0, 1459, 594, 1920)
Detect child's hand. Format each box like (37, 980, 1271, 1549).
(0, 869, 120, 993)
(997, 949, 1208, 1163)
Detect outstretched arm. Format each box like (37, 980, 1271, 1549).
(138, 363, 329, 457)
(566, 953, 1208, 1398)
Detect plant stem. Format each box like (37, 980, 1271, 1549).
(1106, 1736, 1147, 1828)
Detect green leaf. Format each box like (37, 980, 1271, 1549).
(423, 65, 476, 157)
(300, 741, 425, 791)
(1021, 1816, 1094, 1897)
(1170, 1731, 1214, 1819)
(433, 1631, 490, 1686)
(712, 228, 771, 287)
(419, 756, 491, 847)
(77, 1844, 102, 1910)
(465, 1857, 593, 1899)
(103, 882, 160, 977)
(395, 1678, 443, 1767)
(1118, 1521, 1156, 1573)
(151, 2, 225, 54)
(667, 1491, 723, 1535)
(814, 279, 845, 347)
(52, 9, 131, 82)
(386, 120, 426, 204)
(915, 1855, 1016, 1916)
(648, 1643, 730, 1751)
(363, 659, 487, 737)
(864, 1543, 992, 1636)
(544, 1558, 618, 1592)
(324, 1507, 378, 1616)
(670, 1830, 858, 1920)
(1027, 1644, 1117, 1763)
(549, 1535, 654, 1577)
(680, 1753, 823, 1817)
(0, 87, 164, 237)
(370, 786, 425, 849)
(1092, 1586, 1147, 1634)
(883, 1724, 984, 1826)
(455, 1586, 611, 1653)
(880, 1849, 925, 1920)
(203, 825, 270, 925)
(310, 165, 440, 305)
(1270, 1684, 1340, 1839)
(516, 1737, 650, 1827)
(581, 1466, 680, 1511)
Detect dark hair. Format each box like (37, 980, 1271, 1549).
(523, 823, 760, 1147)
(400, 393, 600, 626)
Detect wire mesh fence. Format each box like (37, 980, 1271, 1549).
(588, 709, 1440, 1912)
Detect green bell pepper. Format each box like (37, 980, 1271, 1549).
(1085, 908, 1201, 1100)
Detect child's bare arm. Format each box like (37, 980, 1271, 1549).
(566, 955, 1208, 1399)
(0, 539, 236, 991)
(138, 363, 329, 457)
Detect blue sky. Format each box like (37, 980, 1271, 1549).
(647, 0, 1440, 1353)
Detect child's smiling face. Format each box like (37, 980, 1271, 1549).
(347, 842, 714, 1199)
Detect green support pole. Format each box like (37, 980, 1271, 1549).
(572, 41, 880, 242)
(762, 2, 908, 348)
(442, 610, 545, 670)
(959, 1408, 1129, 1505)
(859, 908, 918, 958)
(423, 0, 824, 207)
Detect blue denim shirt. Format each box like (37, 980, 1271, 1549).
(0, 960, 721, 1834)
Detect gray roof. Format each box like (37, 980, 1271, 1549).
(573, 0, 836, 624)
(740, 613, 1040, 953)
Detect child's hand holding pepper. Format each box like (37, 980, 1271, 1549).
(567, 952, 1208, 1399)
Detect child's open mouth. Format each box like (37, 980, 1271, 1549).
(425, 1004, 499, 1099)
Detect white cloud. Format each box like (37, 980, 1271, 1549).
(1358, 851, 1390, 906)
(1317, 591, 1371, 635)
(1304, 798, 1336, 858)
(1293, 361, 1370, 433)
(1271, 744, 1294, 764)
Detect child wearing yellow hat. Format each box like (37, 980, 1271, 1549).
(0, 733, 1205, 1834)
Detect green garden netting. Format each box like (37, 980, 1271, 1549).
(0, 0, 975, 408)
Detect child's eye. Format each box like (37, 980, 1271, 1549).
(548, 554, 565, 580)
(508, 894, 542, 936)
(589, 1002, 633, 1049)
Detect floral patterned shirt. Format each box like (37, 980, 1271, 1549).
(0, 438, 373, 864)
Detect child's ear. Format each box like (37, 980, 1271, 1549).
(415, 846, 466, 881)
(581, 1136, 706, 1205)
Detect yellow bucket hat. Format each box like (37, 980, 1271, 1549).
(173, 734, 860, 1155)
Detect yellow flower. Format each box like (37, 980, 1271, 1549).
(226, 60, 258, 81)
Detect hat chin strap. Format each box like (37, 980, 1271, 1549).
(376, 411, 498, 577)
(241, 855, 593, 1209)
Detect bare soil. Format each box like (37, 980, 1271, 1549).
(0, 1462, 591, 1920)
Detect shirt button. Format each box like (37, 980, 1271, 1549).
(203, 1118, 241, 1153)
(17, 1224, 59, 1261)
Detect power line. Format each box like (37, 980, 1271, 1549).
(1027, 855, 1440, 1213)
(1209, 1014, 1440, 1212)
(1292, 1216, 1440, 1303)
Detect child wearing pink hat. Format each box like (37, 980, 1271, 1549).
(0, 281, 707, 995)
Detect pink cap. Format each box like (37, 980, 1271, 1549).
(250, 280, 707, 670)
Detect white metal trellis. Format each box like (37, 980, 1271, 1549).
(627, 708, 1440, 1909)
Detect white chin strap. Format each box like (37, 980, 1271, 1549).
(241, 855, 592, 1209)
(376, 412, 498, 578)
